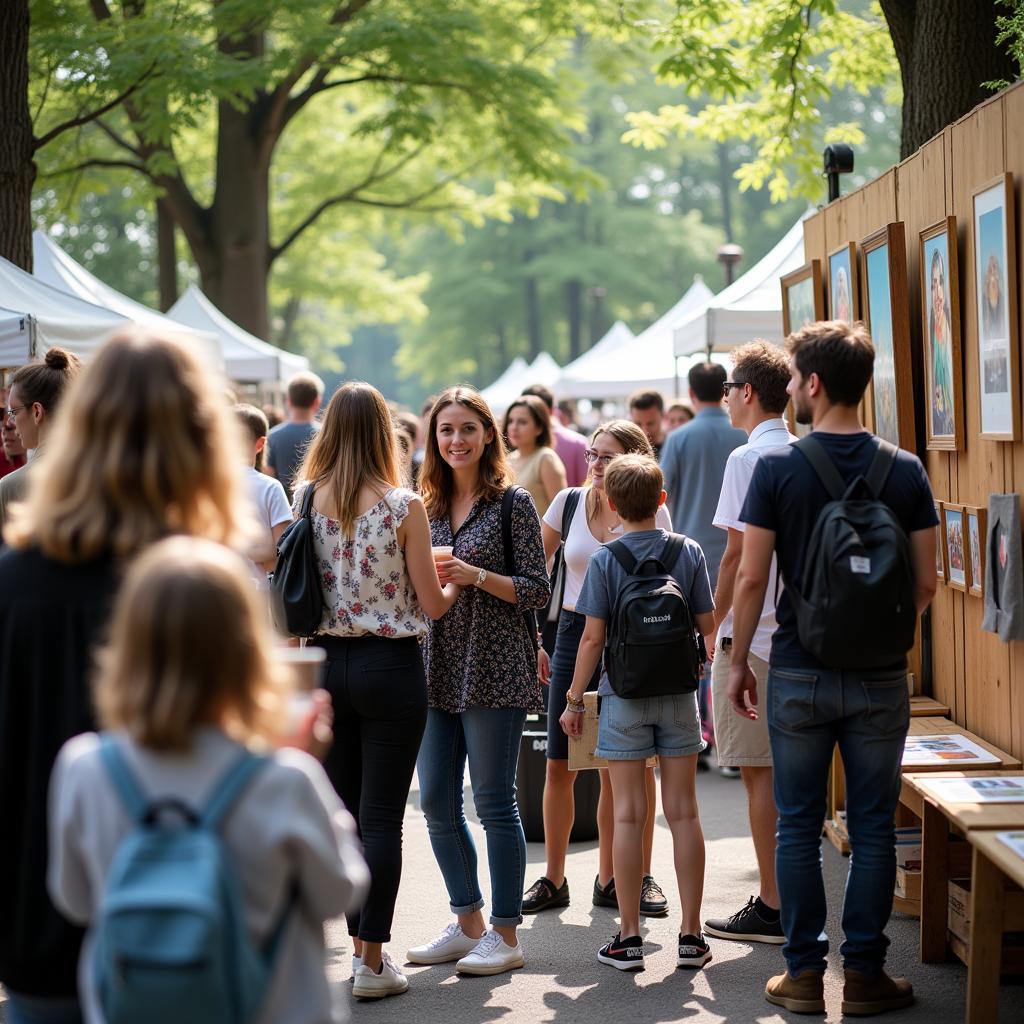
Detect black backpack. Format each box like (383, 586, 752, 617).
(604, 535, 705, 699)
(787, 436, 916, 668)
(269, 482, 324, 638)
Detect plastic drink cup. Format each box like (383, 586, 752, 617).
(275, 646, 326, 734)
(432, 545, 454, 562)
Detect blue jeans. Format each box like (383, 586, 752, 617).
(4, 994, 82, 1024)
(417, 706, 528, 926)
(767, 665, 909, 977)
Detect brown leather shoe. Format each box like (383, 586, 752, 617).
(842, 969, 914, 1016)
(764, 970, 826, 1014)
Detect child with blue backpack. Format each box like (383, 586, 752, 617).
(47, 537, 369, 1024)
(560, 454, 716, 972)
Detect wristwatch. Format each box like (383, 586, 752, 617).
(475, 567, 487, 587)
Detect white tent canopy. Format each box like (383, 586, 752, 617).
(551, 319, 634, 397)
(169, 284, 309, 384)
(481, 351, 563, 414)
(32, 231, 224, 375)
(0, 255, 131, 366)
(480, 356, 528, 406)
(673, 217, 807, 357)
(553, 277, 716, 400)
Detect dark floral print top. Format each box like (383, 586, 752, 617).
(426, 488, 550, 713)
(294, 485, 427, 639)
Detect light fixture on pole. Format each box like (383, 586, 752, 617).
(716, 243, 743, 287)
(823, 144, 855, 203)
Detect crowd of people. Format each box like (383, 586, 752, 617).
(0, 317, 938, 1023)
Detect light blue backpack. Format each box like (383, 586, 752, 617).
(93, 736, 293, 1024)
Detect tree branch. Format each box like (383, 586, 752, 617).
(39, 157, 151, 179)
(95, 118, 145, 157)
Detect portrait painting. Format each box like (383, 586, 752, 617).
(920, 218, 963, 450)
(944, 504, 967, 591)
(967, 506, 986, 598)
(828, 243, 858, 323)
(781, 261, 824, 337)
(973, 174, 1020, 440)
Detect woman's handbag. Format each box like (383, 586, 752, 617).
(269, 483, 324, 638)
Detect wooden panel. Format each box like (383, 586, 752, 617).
(802, 212, 825, 268)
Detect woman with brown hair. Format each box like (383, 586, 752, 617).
(406, 386, 549, 978)
(292, 381, 460, 1000)
(503, 394, 566, 518)
(0, 328, 249, 1024)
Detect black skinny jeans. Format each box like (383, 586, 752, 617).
(312, 633, 428, 943)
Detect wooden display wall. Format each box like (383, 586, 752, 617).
(801, 80, 1024, 762)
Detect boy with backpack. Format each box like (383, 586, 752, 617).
(560, 454, 715, 972)
(728, 320, 938, 1016)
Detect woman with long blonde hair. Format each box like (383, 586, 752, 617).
(406, 386, 549, 978)
(0, 328, 251, 1024)
(291, 381, 459, 1000)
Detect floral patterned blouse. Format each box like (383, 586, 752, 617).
(294, 484, 427, 639)
(426, 488, 550, 713)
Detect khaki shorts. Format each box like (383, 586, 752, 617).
(711, 642, 772, 768)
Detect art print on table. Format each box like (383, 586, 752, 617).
(920, 218, 963, 450)
(966, 505, 986, 598)
(943, 503, 967, 591)
(973, 174, 1020, 440)
(828, 242, 858, 323)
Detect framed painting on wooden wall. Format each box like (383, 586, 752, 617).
(966, 505, 986, 598)
(920, 217, 964, 450)
(827, 242, 859, 322)
(943, 503, 968, 592)
(781, 261, 825, 336)
(973, 173, 1020, 440)
(860, 223, 915, 451)
(935, 500, 946, 582)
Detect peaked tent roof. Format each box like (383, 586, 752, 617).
(32, 231, 224, 375)
(168, 284, 309, 384)
(553, 277, 716, 400)
(482, 352, 562, 414)
(479, 355, 529, 410)
(672, 216, 807, 357)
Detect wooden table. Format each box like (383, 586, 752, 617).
(964, 829, 1024, 1023)
(901, 770, 1024, 963)
(908, 695, 951, 717)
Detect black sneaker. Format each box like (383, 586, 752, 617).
(704, 895, 785, 944)
(676, 932, 712, 969)
(640, 874, 669, 917)
(522, 876, 570, 914)
(598, 931, 645, 971)
(592, 875, 617, 908)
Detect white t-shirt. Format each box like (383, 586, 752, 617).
(543, 487, 673, 610)
(245, 466, 293, 584)
(712, 418, 797, 661)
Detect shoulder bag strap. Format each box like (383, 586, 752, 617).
(200, 749, 266, 830)
(99, 735, 149, 824)
(299, 479, 318, 522)
(560, 487, 583, 541)
(864, 439, 898, 498)
(794, 435, 846, 501)
(606, 539, 638, 575)
(501, 485, 518, 577)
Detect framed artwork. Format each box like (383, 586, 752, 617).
(781, 261, 825, 336)
(920, 217, 964, 450)
(973, 173, 1020, 440)
(828, 242, 858, 322)
(943, 503, 968, 591)
(935, 500, 946, 582)
(860, 223, 915, 451)
(966, 505, 987, 598)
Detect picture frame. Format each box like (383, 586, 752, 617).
(966, 504, 987, 598)
(935, 500, 946, 582)
(943, 503, 968, 592)
(972, 173, 1020, 441)
(781, 260, 825, 336)
(920, 217, 964, 451)
(860, 223, 915, 451)
(828, 242, 859, 323)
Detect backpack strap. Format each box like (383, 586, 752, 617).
(200, 750, 266, 830)
(607, 539, 638, 575)
(794, 435, 847, 501)
(864, 439, 898, 498)
(99, 735, 149, 824)
(659, 535, 686, 573)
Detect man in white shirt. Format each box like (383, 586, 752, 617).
(703, 340, 796, 945)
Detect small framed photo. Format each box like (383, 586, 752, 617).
(973, 173, 1020, 440)
(966, 505, 987, 597)
(920, 217, 964, 450)
(935, 500, 946, 582)
(828, 242, 859, 322)
(861, 223, 915, 451)
(943, 503, 968, 591)
(781, 261, 825, 336)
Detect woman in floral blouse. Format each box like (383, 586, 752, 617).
(406, 386, 550, 978)
(293, 382, 460, 1001)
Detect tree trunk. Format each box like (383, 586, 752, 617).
(0, 0, 34, 271)
(523, 250, 542, 360)
(717, 142, 734, 242)
(566, 279, 583, 361)
(156, 197, 178, 311)
(276, 295, 301, 350)
(881, 0, 1016, 159)
(589, 287, 606, 348)
(495, 321, 508, 367)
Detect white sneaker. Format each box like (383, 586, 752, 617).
(352, 952, 409, 1000)
(406, 922, 482, 965)
(455, 930, 525, 976)
(349, 954, 362, 981)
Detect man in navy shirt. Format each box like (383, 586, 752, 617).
(728, 320, 937, 1017)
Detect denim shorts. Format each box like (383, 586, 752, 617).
(596, 691, 706, 760)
